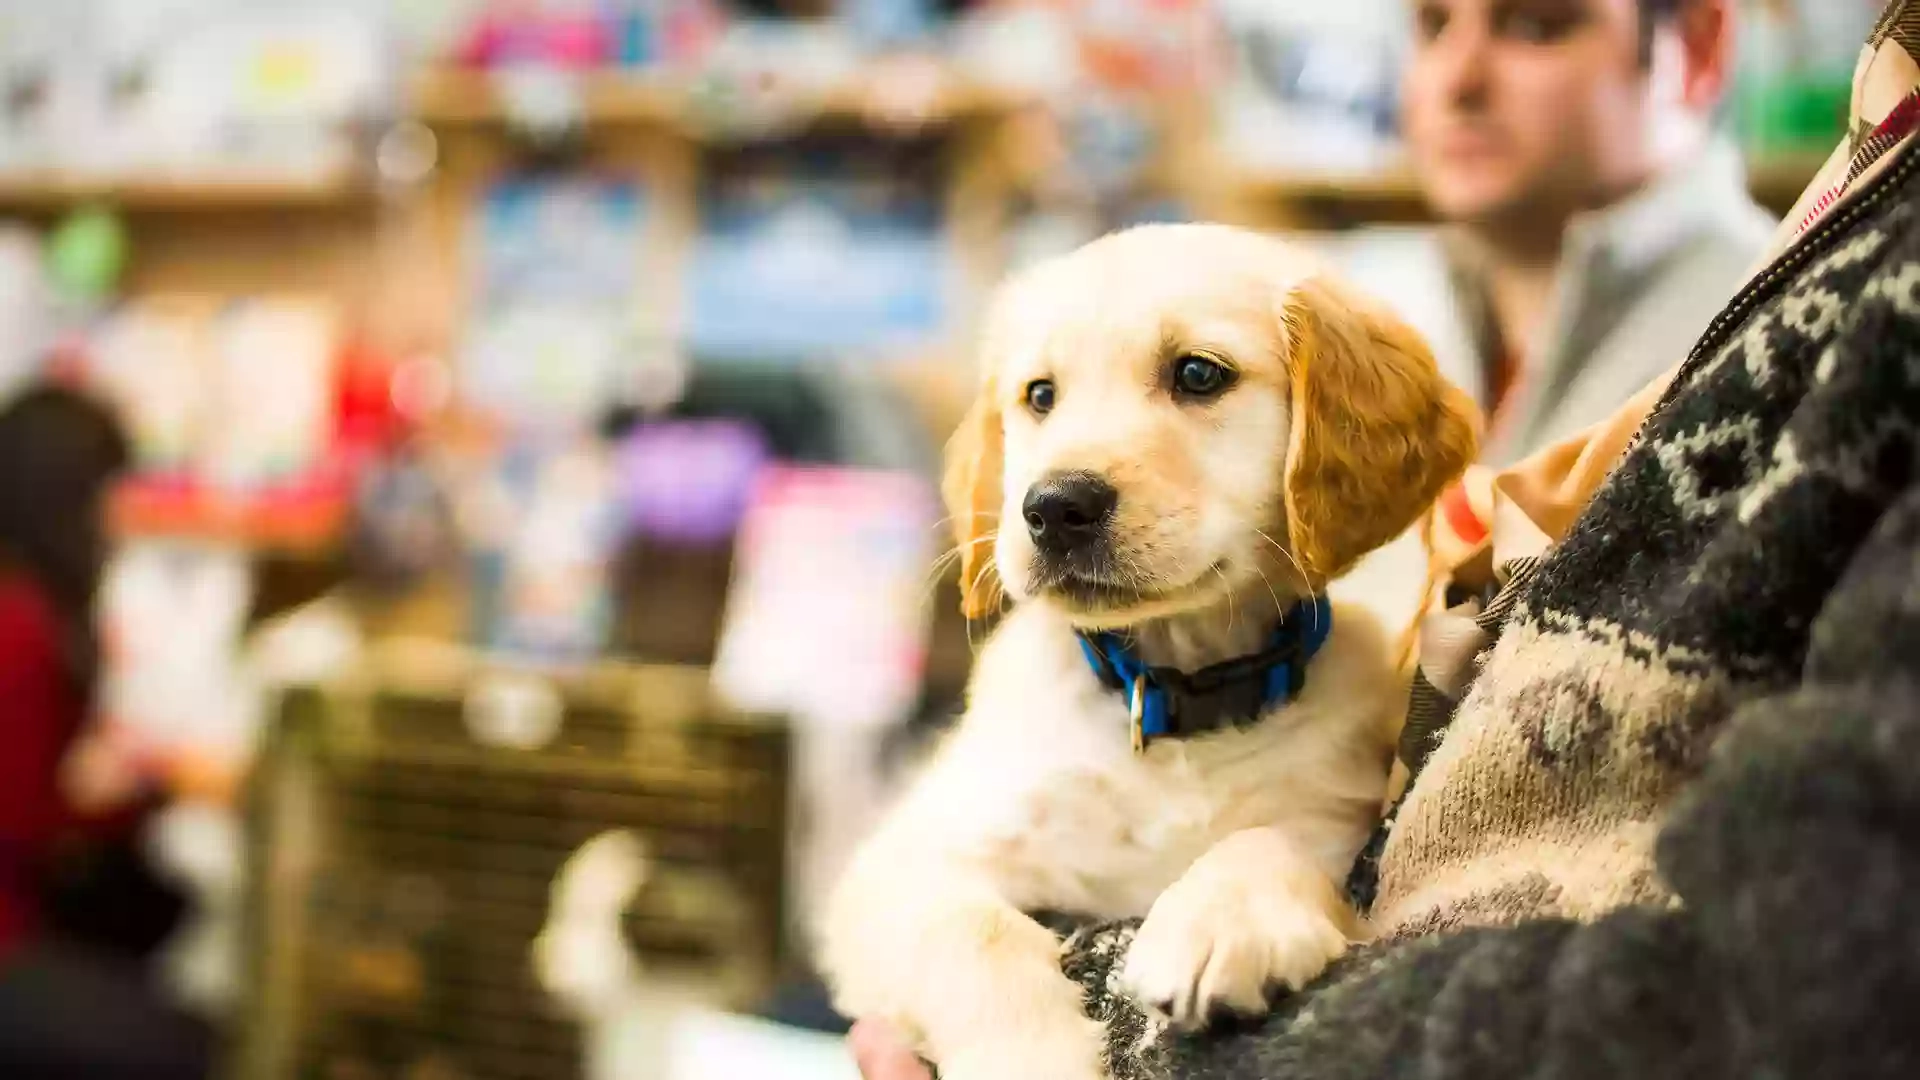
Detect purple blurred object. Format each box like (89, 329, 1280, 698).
(615, 419, 771, 543)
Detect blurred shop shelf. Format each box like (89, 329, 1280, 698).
(1219, 151, 1831, 224)
(0, 168, 372, 213)
(110, 477, 349, 556)
(411, 66, 1019, 134)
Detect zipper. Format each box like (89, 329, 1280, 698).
(1625, 136, 1920, 454)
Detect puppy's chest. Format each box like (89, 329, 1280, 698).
(978, 717, 1308, 917)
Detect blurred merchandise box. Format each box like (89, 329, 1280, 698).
(684, 136, 955, 361)
(462, 176, 650, 433)
(1211, 1, 1403, 177)
(89, 296, 216, 477)
(0, 2, 388, 182)
(465, 439, 623, 662)
(199, 297, 342, 492)
(85, 293, 351, 548)
(711, 464, 938, 733)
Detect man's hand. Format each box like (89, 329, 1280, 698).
(849, 1020, 931, 1080)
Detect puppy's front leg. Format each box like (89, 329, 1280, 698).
(1120, 827, 1360, 1028)
(821, 845, 1106, 1080)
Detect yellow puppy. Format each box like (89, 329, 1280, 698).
(819, 223, 1478, 1080)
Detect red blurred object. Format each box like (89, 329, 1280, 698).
(110, 471, 350, 555)
(105, 335, 375, 554)
(454, 5, 615, 69)
(334, 337, 403, 466)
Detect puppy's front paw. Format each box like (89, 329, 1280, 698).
(1120, 875, 1352, 1030)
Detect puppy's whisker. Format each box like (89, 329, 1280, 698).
(957, 564, 1002, 656)
(1251, 565, 1287, 626)
(924, 532, 999, 609)
(1214, 563, 1238, 634)
(928, 510, 1001, 537)
(1256, 529, 1318, 608)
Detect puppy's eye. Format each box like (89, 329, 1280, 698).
(1025, 379, 1057, 416)
(1171, 355, 1234, 399)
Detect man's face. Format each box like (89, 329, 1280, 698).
(1403, 0, 1662, 229)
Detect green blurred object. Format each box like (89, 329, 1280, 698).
(1739, 79, 1854, 153)
(46, 205, 129, 302)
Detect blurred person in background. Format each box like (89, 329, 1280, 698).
(0, 383, 208, 1079)
(1397, 0, 1773, 465)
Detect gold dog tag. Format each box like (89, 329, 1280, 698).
(1129, 675, 1147, 755)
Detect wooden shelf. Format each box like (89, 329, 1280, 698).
(1218, 151, 1831, 224)
(411, 67, 1018, 135)
(0, 170, 372, 213)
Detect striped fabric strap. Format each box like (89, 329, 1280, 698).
(1797, 87, 1920, 237)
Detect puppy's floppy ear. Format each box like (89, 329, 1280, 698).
(942, 380, 1004, 619)
(1279, 274, 1480, 586)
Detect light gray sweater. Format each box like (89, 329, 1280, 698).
(1332, 141, 1777, 464)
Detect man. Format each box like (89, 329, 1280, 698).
(854, 1, 1920, 1076)
(1353, 0, 1774, 465)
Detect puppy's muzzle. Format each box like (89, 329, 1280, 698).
(1024, 471, 1117, 561)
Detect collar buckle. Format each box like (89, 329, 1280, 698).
(1149, 638, 1303, 740)
(1129, 675, 1146, 755)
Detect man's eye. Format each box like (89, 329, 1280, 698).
(1494, 8, 1579, 43)
(1414, 4, 1449, 42)
(1171, 355, 1235, 399)
(1025, 379, 1057, 416)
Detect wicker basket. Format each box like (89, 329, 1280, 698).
(236, 642, 789, 1080)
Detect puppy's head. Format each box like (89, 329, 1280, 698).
(945, 224, 1477, 627)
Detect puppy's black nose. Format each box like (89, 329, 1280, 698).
(1023, 472, 1118, 554)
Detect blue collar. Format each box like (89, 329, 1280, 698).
(1076, 597, 1334, 753)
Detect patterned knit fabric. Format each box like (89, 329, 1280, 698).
(1370, 137, 1920, 935)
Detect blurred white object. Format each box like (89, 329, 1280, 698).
(949, 6, 1082, 100)
(533, 829, 660, 1080)
(89, 298, 212, 473)
(665, 1008, 859, 1080)
(96, 541, 260, 769)
(464, 670, 565, 750)
(198, 296, 340, 492)
(247, 595, 365, 690)
(534, 829, 653, 1017)
(148, 802, 245, 1014)
(0, 226, 51, 402)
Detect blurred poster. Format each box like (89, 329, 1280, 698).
(463, 177, 648, 432)
(90, 298, 213, 477)
(685, 138, 954, 362)
(711, 465, 938, 730)
(200, 296, 341, 492)
(467, 441, 621, 661)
